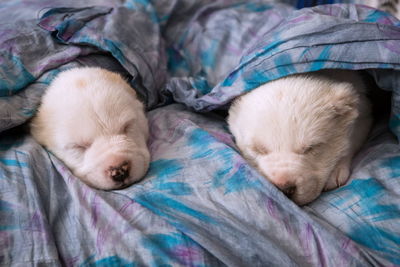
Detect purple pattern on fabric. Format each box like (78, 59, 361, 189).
(1, 0, 400, 266)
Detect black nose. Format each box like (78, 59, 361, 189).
(109, 161, 130, 182)
(278, 184, 296, 198)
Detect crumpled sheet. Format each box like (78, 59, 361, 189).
(1, 0, 400, 266)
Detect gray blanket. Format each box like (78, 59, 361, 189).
(1, 0, 400, 266)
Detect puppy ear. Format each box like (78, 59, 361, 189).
(331, 83, 359, 120)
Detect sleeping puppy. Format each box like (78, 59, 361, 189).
(228, 70, 372, 205)
(31, 67, 150, 190)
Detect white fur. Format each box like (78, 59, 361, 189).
(228, 70, 372, 205)
(31, 67, 150, 190)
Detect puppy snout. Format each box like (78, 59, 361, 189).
(277, 183, 297, 198)
(108, 161, 131, 182)
(268, 170, 297, 198)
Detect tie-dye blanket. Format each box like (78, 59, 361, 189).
(1, 0, 400, 266)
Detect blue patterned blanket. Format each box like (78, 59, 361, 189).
(1, 0, 400, 266)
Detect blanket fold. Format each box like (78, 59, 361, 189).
(1, 0, 400, 266)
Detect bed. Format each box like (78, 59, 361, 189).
(1, 0, 399, 266)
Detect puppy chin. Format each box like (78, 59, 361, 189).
(290, 179, 324, 206)
(261, 169, 325, 205)
(78, 173, 126, 190)
(256, 156, 328, 205)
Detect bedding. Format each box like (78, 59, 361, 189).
(1, 0, 400, 266)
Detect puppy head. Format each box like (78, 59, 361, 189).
(31, 67, 150, 190)
(228, 75, 360, 205)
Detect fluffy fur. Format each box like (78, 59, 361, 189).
(228, 70, 372, 205)
(31, 67, 150, 190)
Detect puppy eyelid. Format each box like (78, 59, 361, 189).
(302, 145, 314, 154)
(301, 143, 323, 154)
(121, 119, 135, 134)
(69, 142, 91, 151)
(251, 143, 269, 155)
(122, 123, 131, 134)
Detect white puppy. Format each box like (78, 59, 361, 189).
(31, 67, 150, 190)
(228, 70, 372, 205)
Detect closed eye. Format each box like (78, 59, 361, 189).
(69, 142, 92, 152)
(120, 119, 135, 134)
(251, 143, 269, 155)
(300, 143, 324, 154)
(302, 145, 314, 154)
